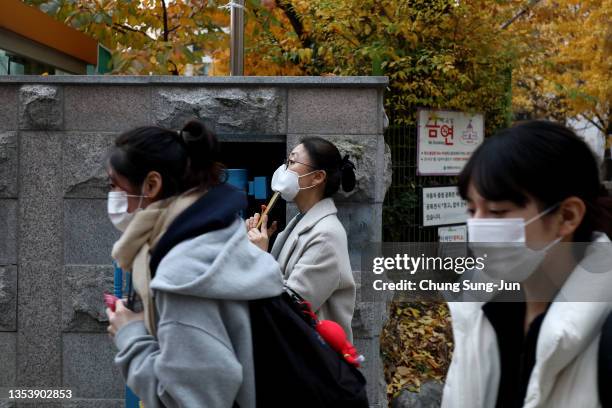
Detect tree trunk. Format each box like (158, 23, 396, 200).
(601, 120, 612, 181)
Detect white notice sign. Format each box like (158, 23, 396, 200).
(417, 109, 484, 175)
(438, 225, 467, 242)
(423, 186, 468, 227)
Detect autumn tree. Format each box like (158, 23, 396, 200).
(228, 0, 522, 133)
(25, 0, 229, 75)
(28, 0, 524, 133)
(511, 0, 612, 138)
(28, 0, 610, 141)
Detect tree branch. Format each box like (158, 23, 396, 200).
(168, 59, 179, 76)
(112, 23, 156, 41)
(276, 0, 312, 48)
(594, 111, 609, 133)
(251, 7, 288, 53)
(580, 113, 605, 133)
(161, 0, 169, 41)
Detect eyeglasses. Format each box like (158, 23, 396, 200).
(285, 157, 318, 169)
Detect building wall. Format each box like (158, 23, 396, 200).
(0, 76, 391, 408)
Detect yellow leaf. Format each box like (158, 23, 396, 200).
(396, 366, 410, 376)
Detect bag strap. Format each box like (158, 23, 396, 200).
(599, 310, 612, 407)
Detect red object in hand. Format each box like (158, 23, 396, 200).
(104, 293, 120, 312)
(315, 320, 364, 367)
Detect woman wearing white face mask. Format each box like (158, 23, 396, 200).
(442, 120, 612, 408)
(245, 137, 358, 341)
(104, 120, 284, 408)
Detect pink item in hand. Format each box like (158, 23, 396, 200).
(104, 293, 120, 312)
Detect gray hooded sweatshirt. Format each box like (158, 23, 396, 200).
(113, 218, 284, 408)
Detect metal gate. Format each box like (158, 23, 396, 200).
(382, 121, 457, 242)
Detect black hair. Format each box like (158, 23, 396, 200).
(458, 120, 611, 242)
(107, 119, 225, 199)
(300, 137, 356, 198)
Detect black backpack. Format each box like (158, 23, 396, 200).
(249, 289, 368, 407)
(149, 184, 369, 407)
(599, 311, 612, 408)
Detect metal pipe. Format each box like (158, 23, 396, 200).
(230, 0, 245, 76)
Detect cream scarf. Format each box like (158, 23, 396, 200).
(111, 189, 204, 336)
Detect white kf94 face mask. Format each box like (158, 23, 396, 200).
(467, 205, 561, 282)
(270, 164, 321, 202)
(107, 191, 146, 232)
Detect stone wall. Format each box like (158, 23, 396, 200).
(0, 76, 390, 408)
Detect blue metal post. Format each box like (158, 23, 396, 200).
(113, 260, 141, 408)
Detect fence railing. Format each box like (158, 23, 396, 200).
(383, 121, 457, 242)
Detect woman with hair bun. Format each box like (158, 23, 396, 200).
(104, 120, 283, 407)
(246, 137, 358, 341)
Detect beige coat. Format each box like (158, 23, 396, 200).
(271, 197, 356, 341)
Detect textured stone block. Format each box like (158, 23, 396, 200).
(391, 381, 443, 408)
(64, 199, 120, 265)
(336, 203, 383, 270)
(0, 85, 19, 130)
(287, 134, 386, 202)
(355, 336, 387, 408)
(381, 142, 393, 202)
(64, 86, 150, 131)
(340, 202, 383, 242)
(351, 299, 388, 339)
(0, 200, 17, 265)
(152, 87, 287, 134)
(17, 403, 59, 408)
(62, 400, 123, 408)
(0, 266, 17, 331)
(18, 132, 63, 264)
(62, 333, 124, 399)
(4, 79, 389, 403)
(17, 262, 62, 387)
(0, 132, 18, 198)
(19, 85, 63, 130)
(62, 132, 117, 198)
(18, 130, 63, 387)
(288, 89, 379, 134)
(0, 333, 16, 387)
(355, 261, 397, 305)
(62, 265, 114, 332)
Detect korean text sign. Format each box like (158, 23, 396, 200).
(417, 109, 484, 175)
